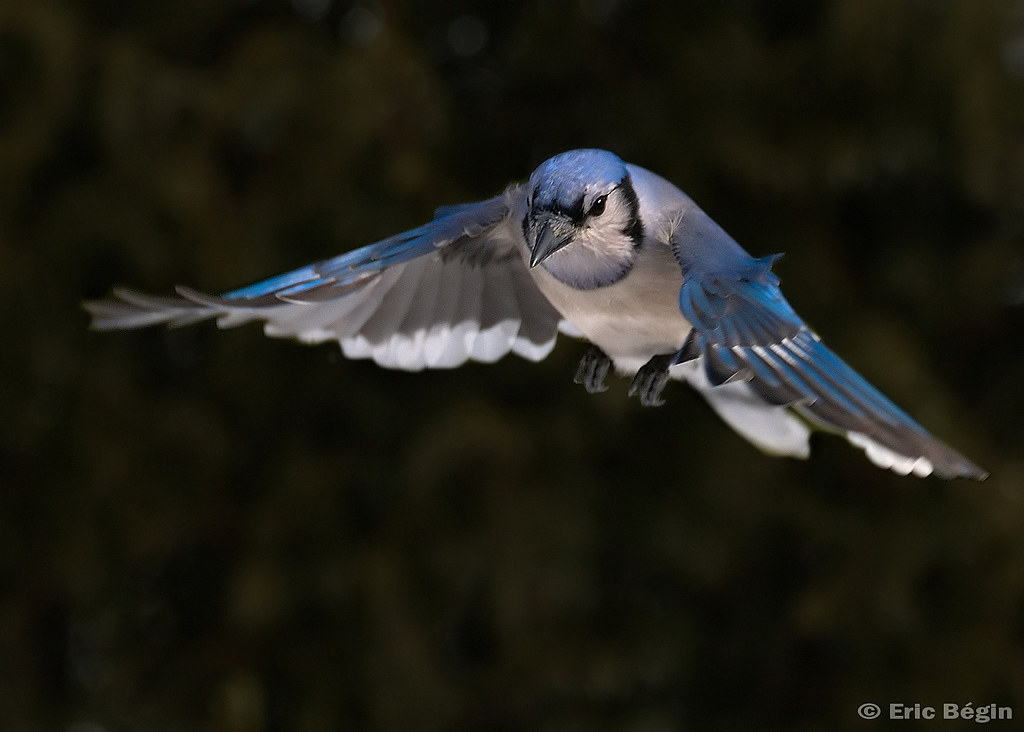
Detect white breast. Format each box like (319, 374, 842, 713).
(527, 238, 691, 368)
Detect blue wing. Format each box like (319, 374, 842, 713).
(86, 193, 566, 369)
(671, 206, 985, 480)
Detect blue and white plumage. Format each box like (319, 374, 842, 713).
(85, 149, 986, 480)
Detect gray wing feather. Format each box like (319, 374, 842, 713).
(85, 193, 566, 370)
(471, 266, 522, 362)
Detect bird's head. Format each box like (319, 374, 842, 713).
(523, 149, 644, 290)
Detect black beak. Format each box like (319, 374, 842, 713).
(529, 215, 575, 268)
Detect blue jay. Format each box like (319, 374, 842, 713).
(85, 149, 986, 479)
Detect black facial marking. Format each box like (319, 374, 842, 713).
(619, 177, 644, 245)
(571, 196, 587, 221)
(540, 196, 587, 224)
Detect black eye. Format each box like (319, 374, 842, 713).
(590, 195, 607, 217)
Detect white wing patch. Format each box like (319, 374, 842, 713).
(845, 432, 935, 477)
(657, 359, 940, 475)
(323, 252, 563, 369)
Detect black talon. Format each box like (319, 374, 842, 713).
(628, 352, 675, 407)
(574, 344, 611, 394)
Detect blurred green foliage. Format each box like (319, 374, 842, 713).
(2, 2, 1023, 730)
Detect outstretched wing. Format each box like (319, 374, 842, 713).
(86, 191, 566, 370)
(670, 205, 986, 480)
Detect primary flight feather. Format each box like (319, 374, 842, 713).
(85, 149, 986, 480)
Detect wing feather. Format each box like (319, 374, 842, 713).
(85, 193, 567, 371)
(671, 206, 985, 479)
(509, 265, 562, 361)
(471, 266, 520, 362)
(451, 262, 484, 362)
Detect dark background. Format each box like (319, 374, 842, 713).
(4, 2, 1024, 730)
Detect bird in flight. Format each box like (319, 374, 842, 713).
(85, 149, 986, 480)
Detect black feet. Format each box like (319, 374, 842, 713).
(627, 352, 675, 407)
(574, 345, 611, 394)
(575, 346, 675, 406)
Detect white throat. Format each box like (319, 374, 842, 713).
(539, 226, 638, 290)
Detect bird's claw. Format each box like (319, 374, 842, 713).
(628, 353, 674, 407)
(574, 344, 611, 394)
